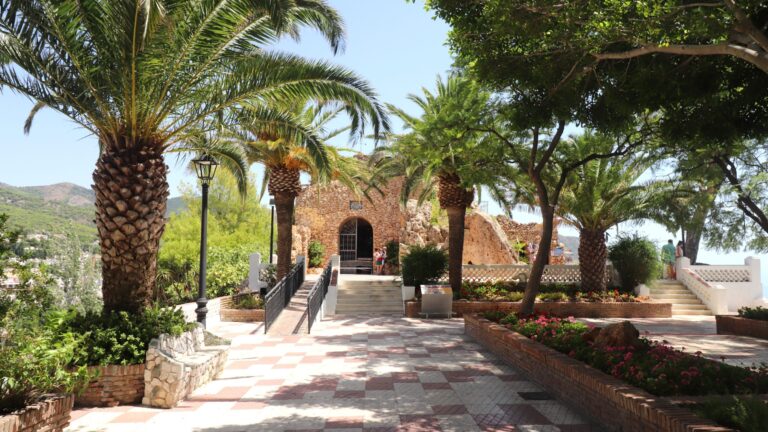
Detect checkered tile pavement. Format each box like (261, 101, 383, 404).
(66, 316, 602, 432)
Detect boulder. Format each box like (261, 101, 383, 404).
(592, 321, 641, 348)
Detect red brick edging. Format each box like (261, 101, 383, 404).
(464, 314, 732, 432)
(716, 315, 768, 340)
(0, 394, 74, 432)
(405, 300, 671, 318)
(218, 296, 265, 322)
(75, 364, 145, 407)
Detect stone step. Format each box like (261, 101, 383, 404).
(651, 293, 700, 299)
(338, 285, 401, 291)
(672, 305, 710, 313)
(653, 297, 703, 304)
(335, 308, 404, 315)
(672, 310, 714, 316)
(337, 301, 403, 308)
(339, 280, 401, 286)
(650, 287, 690, 292)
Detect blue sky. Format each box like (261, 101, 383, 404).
(0, 0, 765, 293)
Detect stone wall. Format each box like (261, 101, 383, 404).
(496, 216, 563, 264)
(294, 178, 406, 263)
(463, 212, 517, 264)
(75, 364, 145, 407)
(143, 326, 228, 409)
(0, 394, 74, 432)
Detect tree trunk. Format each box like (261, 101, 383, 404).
(578, 228, 607, 293)
(274, 192, 296, 280)
(93, 146, 168, 313)
(520, 205, 555, 315)
(446, 206, 467, 292)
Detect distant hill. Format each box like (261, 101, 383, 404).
(0, 182, 184, 242)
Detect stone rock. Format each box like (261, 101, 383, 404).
(593, 321, 641, 348)
(462, 211, 518, 264)
(581, 327, 601, 344)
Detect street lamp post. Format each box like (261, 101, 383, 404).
(269, 197, 275, 264)
(193, 154, 218, 327)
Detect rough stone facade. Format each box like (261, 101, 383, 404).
(496, 216, 563, 264)
(75, 364, 145, 407)
(294, 178, 405, 264)
(142, 326, 229, 409)
(293, 177, 561, 266)
(0, 394, 74, 432)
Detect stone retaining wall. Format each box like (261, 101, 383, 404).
(716, 315, 768, 340)
(143, 326, 228, 408)
(0, 394, 74, 432)
(464, 314, 732, 432)
(405, 300, 672, 318)
(75, 364, 144, 407)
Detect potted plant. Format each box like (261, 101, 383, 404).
(401, 244, 448, 301)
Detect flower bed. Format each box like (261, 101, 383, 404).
(716, 315, 768, 340)
(459, 281, 642, 303)
(405, 300, 671, 318)
(219, 294, 264, 322)
(467, 312, 768, 431)
(0, 394, 74, 432)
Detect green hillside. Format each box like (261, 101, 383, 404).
(0, 182, 96, 242)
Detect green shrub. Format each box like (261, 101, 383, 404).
(231, 294, 264, 310)
(47, 306, 194, 366)
(385, 240, 400, 267)
(608, 234, 660, 291)
(401, 244, 448, 290)
(537, 292, 569, 302)
(308, 240, 325, 268)
(739, 306, 768, 321)
(692, 396, 768, 432)
(0, 329, 89, 414)
(506, 291, 524, 302)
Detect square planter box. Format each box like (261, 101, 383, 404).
(716, 315, 768, 340)
(0, 394, 74, 432)
(405, 300, 671, 318)
(219, 295, 265, 322)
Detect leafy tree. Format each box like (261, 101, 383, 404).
(0, 0, 383, 313)
(47, 229, 102, 313)
(233, 103, 383, 279)
(556, 131, 664, 292)
(372, 75, 504, 292)
(0, 213, 19, 268)
(158, 172, 271, 303)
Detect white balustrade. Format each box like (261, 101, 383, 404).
(677, 268, 729, 315)
(676, 256, 765, 312)
(457, 263, 614, 285)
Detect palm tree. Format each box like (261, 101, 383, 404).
(372, 75, 503, 292)
(234, 103, 377, 278)
(557, 132, 663, 292)
(0, 0, 386, 313)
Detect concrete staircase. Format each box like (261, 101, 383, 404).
(651, 280, 712, 315)
(335, 276, 403, 315)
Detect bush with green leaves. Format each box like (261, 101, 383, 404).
(738, 306, 768, 321)
(308, 240, 325, 268)
(231, 294, 265, 310)
(385, 240, 399, 268)
(691, 396, 768, 432)
(608, 234, 661, 291)
(47, 306, 194, 366)
(401, 244, 448, 292)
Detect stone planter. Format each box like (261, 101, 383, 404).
(405, 300, 672, 318)
(716, 315, 768, 340)
(75, 364, 145, 407)
(0, 394, 74, 432)
(218, 295, 265, 322)
(464, 315, 732, 432)
(401, 285, 415, 302)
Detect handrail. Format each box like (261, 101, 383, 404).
(306, 261, 333, 334)
(264, 260, 305, 333)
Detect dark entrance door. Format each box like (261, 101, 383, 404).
(339, 218, 373, 274)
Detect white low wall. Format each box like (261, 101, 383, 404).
(677, 257, 766, 312)
(177, 296, 226, 326)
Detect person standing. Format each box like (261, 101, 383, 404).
(676, 241, 684, 260)
(661, 239, 676, 279)
(380, 247, 387, 275)
(373, 248, 382, 274)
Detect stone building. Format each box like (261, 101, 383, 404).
(292, 178, 561, 272)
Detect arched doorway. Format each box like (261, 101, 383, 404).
(339, 218, 373, 274)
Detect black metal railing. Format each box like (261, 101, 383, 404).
(264, 259, 305, 333)
(306, 260, 333, 334)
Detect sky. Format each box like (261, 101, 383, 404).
(0, 0, 765, 295)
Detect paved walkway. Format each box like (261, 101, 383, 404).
(67, 316, 600, 432)
(580, 316, 768, 367)
(267, 275, 318, 336)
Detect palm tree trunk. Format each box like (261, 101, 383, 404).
(520, 205, 555, 315)
(274, 192, 296, 280)
(578, 228, 607, 292)
(93, 146, 168, 313)
(446, 206, 467, 292)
